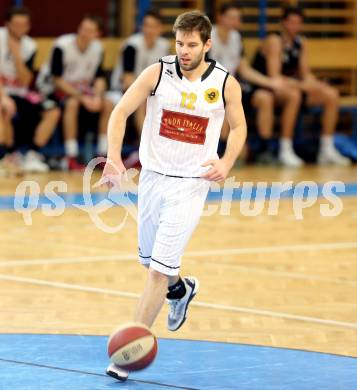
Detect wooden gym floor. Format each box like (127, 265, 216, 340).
(0, 165, 356, 359)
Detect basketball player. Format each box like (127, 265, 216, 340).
(211, 3, 307, 166)
(0, 7, 60, 173)
(252, 6, 350, 166)
(101, 11, 247, 381)
(37, 15, 111, 170)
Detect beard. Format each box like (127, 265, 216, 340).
(179, 49, 205, 71)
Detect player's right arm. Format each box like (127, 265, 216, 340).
(102, 62, 161, 180)
(237, 57, 285, 92)
(51, 48, 82, 97)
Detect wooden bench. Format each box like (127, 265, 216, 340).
(34, 37, 357, 137)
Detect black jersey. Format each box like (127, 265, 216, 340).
(252, 33, 303, 78)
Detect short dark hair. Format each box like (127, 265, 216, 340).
(219, 2, 241, 15)
(143, 9, 162, 23)
(282, 6, 304, 21)
(5, 6, 31, 22)
(173, 11, 212, 43)
(81, 14, 104, 32)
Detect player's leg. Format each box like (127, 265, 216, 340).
(33, 105, 60, 148)
(306, 82, 350, 165)
(1, 94, 16, 149)
(250, 89, 276, 164)
(1, 97, 23, 176)
(134, 268, 170, 327)
(97, 98, 114, 158)
(63, 97, 82, 169)
(0, 105, 7, 175)
(22, 101, 60, 173)
(275, 88, 304, 167)
(144, 176, 209, 331)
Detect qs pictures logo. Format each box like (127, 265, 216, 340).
(204, 88, 219, 103)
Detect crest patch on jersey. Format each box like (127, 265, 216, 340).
(159, 109, 209, 145)
(204, 88, 219, 103)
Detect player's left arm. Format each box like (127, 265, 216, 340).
(299, 38, 316, 82)
(201, 75, 247, 182)
(9, 38, 34, 87)
(93, 54, 107, 97)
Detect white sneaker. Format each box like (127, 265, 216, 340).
(106, 363, 129, 382)
(167, 276, 199, 332)
(279, 150, 304, 168)
(23, 150, 49, 173)
(0, 153, 24, 177)
(317, 147, 351, 166)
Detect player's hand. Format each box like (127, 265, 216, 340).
(270, 76, 288, 92)
(99, 157, 127, 189)
(81, 95, 102, 112)
(200, 159, 231, 182)
(300, 78, 324, 93)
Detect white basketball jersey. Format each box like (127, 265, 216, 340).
(139, 55, 229, 177)
(36, 34, 103, 95)
(0, 27, 37, 97)
(209, 26, 243, 75)
(111, 33, 169, 91)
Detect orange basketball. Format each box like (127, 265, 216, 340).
(107, 322, 158, 371)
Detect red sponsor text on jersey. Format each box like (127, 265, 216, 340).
(159, 109, 209, 145)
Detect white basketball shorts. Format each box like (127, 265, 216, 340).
(138, 169, 210, 276)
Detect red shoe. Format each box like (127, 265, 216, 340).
(123, 151, 141, 169)
(67, 157, 86, 171)
(94, 156, 107, 171)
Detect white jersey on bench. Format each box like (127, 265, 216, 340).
(36, 34, 103, 95)
(0, 27, 36, 97)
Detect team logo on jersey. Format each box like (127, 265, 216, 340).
(204, 88, 219, 103)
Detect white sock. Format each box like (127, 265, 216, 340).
(65, 139, 78, 157)
(97, 134, 108, 156)
(320, 135, 334, 152)
(280, 138, 294, 154)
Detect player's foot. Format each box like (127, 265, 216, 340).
(23, 150, 49, 173)
(67, 156, 86, 171)
(0, 153, 24, 177)
(106, 363, 129, 382)
(279, 150, 304, 168)
(317, 147, 351, 166)
(256, 150, 278, 165)
(167, 276, 199, 332)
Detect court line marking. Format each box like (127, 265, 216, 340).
(0, 254, 356, 288)
(0, 357, 198, 390)
(192, 262, 357, 288)
(1, 241, 356, 267)
(0, 235, 120, 255)
(1, 274, 357, 331)
(0, 242, 357, 288)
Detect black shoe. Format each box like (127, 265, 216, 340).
(106, 363, 129, 382)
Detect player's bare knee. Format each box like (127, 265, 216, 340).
(65, 97, 80, 112)
(45, 107, 61, 121)
(325, 87, 339, 106)
(288, 88, 302, 104)
(253, 90, 274, 108)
